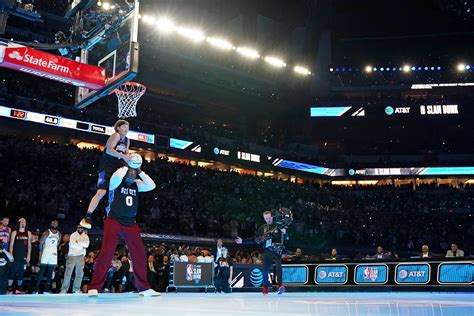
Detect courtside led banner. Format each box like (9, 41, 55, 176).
(173, 262, 214, 287)
(438, 263, 474, 284)
(395, 263, 430, 284)
(315, 265, 348, 284)
(0, 45, 106, 89)
(354, 264, 388, 284)
(282, 266, 308, 284)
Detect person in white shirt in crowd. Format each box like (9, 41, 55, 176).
(445, 243, 464, 258)
(60, 225, 90, 294)
(214, 239, 224, 264)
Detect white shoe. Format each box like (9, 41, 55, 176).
(88, 289, 98, 297)
(59, 290, 67, 294)
(138, 289, 161, 297)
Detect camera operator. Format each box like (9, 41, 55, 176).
(236, 209, 291, 295)
(0, 240, 14, 295)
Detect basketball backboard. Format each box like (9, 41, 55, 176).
(74, 0, 140, 109)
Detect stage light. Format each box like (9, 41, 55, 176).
(466, 65, 471, 70)
(431, 66, 435, 70)
(236, 47, 260, 59)
(97, 1, 102, 6)
(424, 67, 428, 70)
(294, 66, 311, 75)
(365, 66, 373, 73)
(399, 67, 402, 71)
(411, 66, 416, 71)
(393, 67, 397, 71)
(329, 68, 334, 72)
(177, 27, 205, 42)
(142, 15, 155, 24)
(380, 67, 384, 71)
(264, 56, 286, 68)
(403, 65, 411, 72)
(348, 68, 352, 72)
(342, 68, 346, 72)
(417, 67, 422, 70)
(437, 66, 441, 70)
(102, 2, 111, 10)
(156, 18, 175, 33)
(457, 63, 466, 71)
(206, 37, 233, 50)
(373, 67, 377, 71)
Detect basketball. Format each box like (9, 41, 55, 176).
(128, 153, 143, 169)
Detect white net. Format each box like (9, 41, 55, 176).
(114, 82, 146, 118)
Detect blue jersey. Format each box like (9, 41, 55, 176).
(106, 180, 139, 226)
(99, 134, 128, 171)
(0, 226, 10, 250)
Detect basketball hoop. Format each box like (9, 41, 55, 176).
(114, 82, 146, 118)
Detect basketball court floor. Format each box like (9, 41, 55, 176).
(1, 292, 473, 316)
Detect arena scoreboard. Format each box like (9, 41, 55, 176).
(0, 105, 155, 144)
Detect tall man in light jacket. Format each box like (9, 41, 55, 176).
(60, 225, 90, 293)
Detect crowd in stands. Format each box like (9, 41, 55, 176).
(0, 136, 472, 294)
(0, 136, 472, 253)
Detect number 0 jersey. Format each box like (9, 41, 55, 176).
(106, 180, 139, 226)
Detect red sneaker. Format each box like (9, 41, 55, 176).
(262, 286, 269, 295)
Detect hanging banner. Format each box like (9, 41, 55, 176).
(0, 45, 106, 89)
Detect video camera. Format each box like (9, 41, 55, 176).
(272, 207, 293, 229)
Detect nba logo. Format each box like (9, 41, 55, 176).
(186, 264, 193, 281)
(363, 267, 371, 279)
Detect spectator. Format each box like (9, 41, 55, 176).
(104, 253, 122, 293)
(446, 243, 464, 258)
(421, 245, 431, 258)
(372, 246, 391, 260)
(214, 247, 233, 293)
(83, 251, 96, 292)
(120, 254, 134, 292)
(0, 217, 12, 250)
(60, 225, 89, 294)
(33, 220, 61, 294)
(327, 248, 338, 261)
(8, 218, 32, 294)
(0, 240, 14, 294)
(146, 255, 160, 292)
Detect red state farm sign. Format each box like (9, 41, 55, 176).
(0, 46, 106, 90)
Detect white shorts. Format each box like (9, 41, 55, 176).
(40, 250, 58, 265)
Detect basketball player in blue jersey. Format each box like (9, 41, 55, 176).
(81, 120, 131, 229)
(88, 164, 160, 297)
